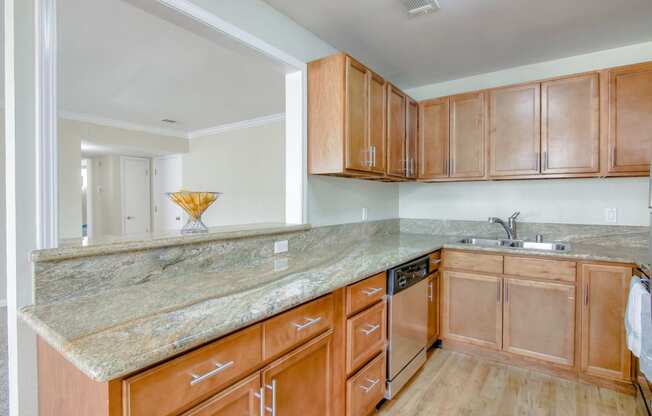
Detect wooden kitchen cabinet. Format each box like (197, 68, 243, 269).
(346, 352, 386, 416)
(418, 97, 449, 179)
(387, 84, 408, 178)
(450, 92, 486, 178)
(262, 331, 334, 416)
(580, 263, 633, 382)
(502, 278, 575, 367)
(607, 62, 652, 174)
(406, 97, 419, 179)
(488, 83, 541, 177)
(181, 373, 261, 416)
(427, 272, 440, 347)
(346, 300, 386, 375)
(441, 271, 502, 350)
(308, 53, 386, 177)
(542, 73, 600, 174)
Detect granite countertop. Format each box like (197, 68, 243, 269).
(21, 232, 649, 383)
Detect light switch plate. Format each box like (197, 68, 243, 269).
(605, 208, 618, 224)
(362, 207, 368, 221)
(274, 240, 288, 254)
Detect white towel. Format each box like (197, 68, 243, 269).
(625, 276, 646, 357)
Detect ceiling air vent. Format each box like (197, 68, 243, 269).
(161, 119, 177, 124)
(402, 0, 440, 17)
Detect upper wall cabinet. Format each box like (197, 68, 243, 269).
(387, 84, 408, 178)
(418, 97, 449, 180)
(607, 62, 652, 175)
(488, 83, 541, 177)
(406, 98, 419, 179)
(450, 92, 486, 179)
(308, 53, 386, 177)
(541, 73, 600, 174)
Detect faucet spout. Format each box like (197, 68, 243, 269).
(488, 214, 519, 240)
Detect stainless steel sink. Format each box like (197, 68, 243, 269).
(457, 238, 569, 252)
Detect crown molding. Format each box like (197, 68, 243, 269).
(188, 113, 285, 139)
(59, 111, 189, 139)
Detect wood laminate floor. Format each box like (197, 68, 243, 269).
(378, 349, 638, 416)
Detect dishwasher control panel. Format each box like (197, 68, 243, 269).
(387, 255, 431, 295)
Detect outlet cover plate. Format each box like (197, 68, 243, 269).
(274, 240, 288, 254)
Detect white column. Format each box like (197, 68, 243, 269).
(285, 70, 307, 225)
(6, 0, 40, 414)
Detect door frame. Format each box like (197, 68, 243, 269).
(120, 156, 152, 235)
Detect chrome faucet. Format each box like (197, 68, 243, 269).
(488, 212, 520, 240)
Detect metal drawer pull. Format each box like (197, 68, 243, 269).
(254, 387, 265, 416)
(292, 316, 322, 331)
(189, 361, 234, 385)
(428, 282, 433, 301)
(359, 378, 380, 393)
(361, 323, 380, 336)
(431, 259, 442, 266)
(362, 287, 383, 296)
(264, 380, 276, 415)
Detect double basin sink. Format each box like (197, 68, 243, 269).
(458, 238, 569, 252)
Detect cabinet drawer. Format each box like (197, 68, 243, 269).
(347, 300, 387, 375)
(430, 251, 442, 271)
(443, 250, 503, 274)
(124, 324, 262, 416)
(263, 294, 334, 360)
(347, 351, 386, 416)
(346, 272, 386, 316)
(504, 256, 576, 283)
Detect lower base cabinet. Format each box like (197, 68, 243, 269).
(182, 374, 262, 416)
(502, 278, 575, 367)
(262, 331, 334, 416)
(346, 352, 386, 416)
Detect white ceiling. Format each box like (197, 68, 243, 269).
(264, 0, 652, 89)
(59, 0, 287, 135)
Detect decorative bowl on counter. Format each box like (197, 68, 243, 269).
(166, 191, 221, 234)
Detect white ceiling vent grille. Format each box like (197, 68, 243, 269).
(402, 0, 440, 17)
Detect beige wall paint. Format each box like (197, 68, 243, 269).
(58, 120, 83, 238)
(89, 155, 124, 238)
(182, 120, 286, 226)
(399, 42, 652, 227)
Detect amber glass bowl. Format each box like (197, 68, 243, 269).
(166, 191, 221, 234)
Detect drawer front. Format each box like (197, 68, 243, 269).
(347, 272, 387, 316)
(347, 300, 387, 375)
(181, 373, 261, 416)
(504, 256, 576, 283)
(263, 294, 334, 360)
(444, 250, 503, 274)
(346, 351, 386, 416)
(124, 324, 262, 416)
(429, 251, 442, 271)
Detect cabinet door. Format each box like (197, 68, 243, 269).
(369, 72, 386, 173)
(441, 271, 502, 350)
(450, 92, 485, 178)
(418, 97, 449, 179)
(345, 56, 370, 172)
(262, 331, 333, 416)
(541, 73, 600, 174)
(503, 278, 575, 367)
(182, 373, 261, 416)
(427, 272, 440, 347)
(406, 98, 419, 178)
(580, 263, 632, 381)
(387, 84, 407, 177)
(488, 83, 541, 177)
(608, 62, 652, 174)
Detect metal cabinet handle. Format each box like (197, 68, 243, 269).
(361, 323, 380, 336)
(584, 284, 589, 305)
(254, 387, 265, 416)
(126, 216, 134, 220)
(371, 146, 376, 167)
(431, 259, 442, 267)
(264, 380, 276, 415)
(359, 378, 380, 393)
(362, 287, 383, 296)
(504, 284, 509, 304)
(611, 144, 617, 169)
(292, 316, 321, 331)
(428, 282, 433, 302)
(496, 283, 501, 304)
(544, 151, 549, 171)
(410, 158, 415, 177)
(190, 361, 234, 385)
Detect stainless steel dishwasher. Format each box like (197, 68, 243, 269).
(385, 255, 430, 399)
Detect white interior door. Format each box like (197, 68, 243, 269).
(153, 155, 184, 232)
(121, 157, 151, 235)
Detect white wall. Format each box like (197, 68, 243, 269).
(89, 156, 123, 238)
(400, 178, 648, 226)
(400, 42, 652, 227)
(0, 110, 5, 303)
(58, 120, 82, 239)
(308, 176, 399, 226)
(182, 120, 286, 226)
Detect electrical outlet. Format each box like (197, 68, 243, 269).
(274, 240, 288, 254)
(362, 207, 368, 221)
(605, 208, 618, 224)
